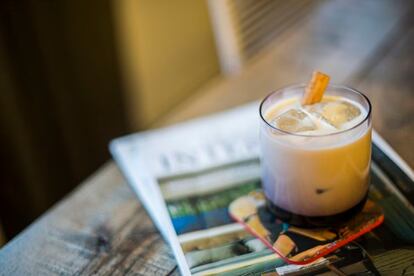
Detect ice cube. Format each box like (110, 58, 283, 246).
(320, 101, 361, 128)
(304, 103, 337, 129)
(304, 100, 361, 128)
(271, 109, 317, 133)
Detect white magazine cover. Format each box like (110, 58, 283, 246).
(110, 102, 414, 275)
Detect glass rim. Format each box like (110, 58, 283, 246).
(259, 83, 372, 137)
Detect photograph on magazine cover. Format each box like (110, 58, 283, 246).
(157, 150, 414, 275)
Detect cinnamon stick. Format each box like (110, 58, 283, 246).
(302, 71, 330, 105)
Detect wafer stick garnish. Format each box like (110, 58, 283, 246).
(302, 71, 330, 105)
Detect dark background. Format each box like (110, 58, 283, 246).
(0, 0, 128, 238)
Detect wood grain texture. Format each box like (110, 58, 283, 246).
(1, 0, 414, 275)
(0, 163, 177, 275)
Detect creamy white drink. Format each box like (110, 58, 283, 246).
(260, 84, 371, 224)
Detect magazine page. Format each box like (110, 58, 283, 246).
(156, 150, 414, 275)
(110, 102, 414, 275)
(110, 103, 260, 275)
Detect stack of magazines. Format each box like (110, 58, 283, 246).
(110, 103, 414, 275)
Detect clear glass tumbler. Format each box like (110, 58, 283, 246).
(259, 84, 372, 227)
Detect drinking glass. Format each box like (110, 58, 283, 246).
(259, 84, 372, 227)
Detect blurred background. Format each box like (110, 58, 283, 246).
(0, 0, 220, 243)
(0, 0, 413, 245)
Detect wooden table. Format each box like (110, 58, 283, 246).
(1, 1, 414, 275)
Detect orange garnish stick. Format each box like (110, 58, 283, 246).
(302, 71, 330, 105)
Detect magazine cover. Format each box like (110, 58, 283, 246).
(110, 103, 414, 275)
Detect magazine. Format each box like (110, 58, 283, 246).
(110, 102, 414, 275)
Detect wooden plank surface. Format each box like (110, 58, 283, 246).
(1, 0, 414, 275)
(0, 163, 178, 275)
